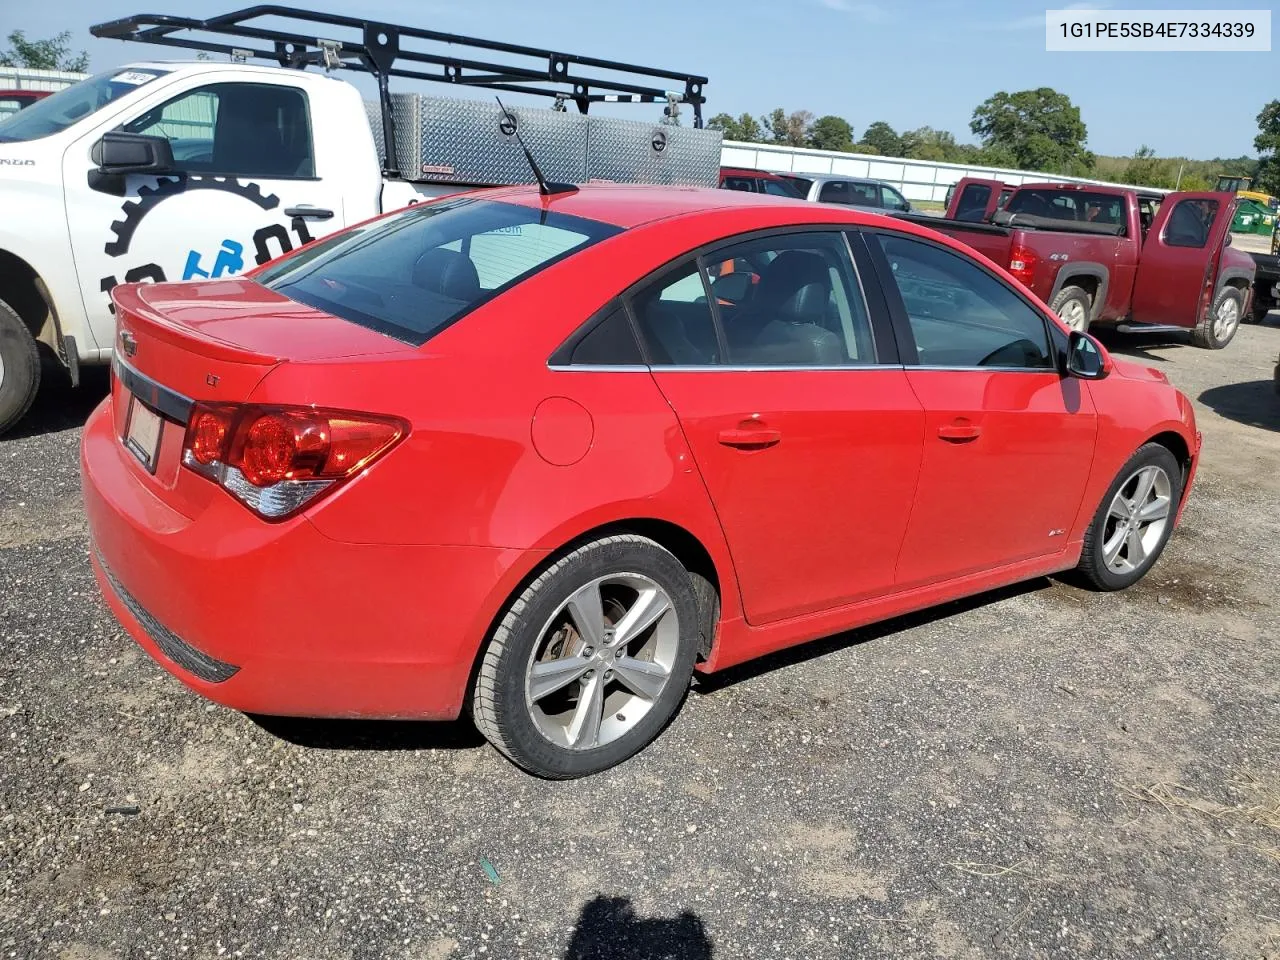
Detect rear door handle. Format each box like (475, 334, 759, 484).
(938, 422, 981, 442)
(718, 427, 781, 449)
(284, 206, 335, 220)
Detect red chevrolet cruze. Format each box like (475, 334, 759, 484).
(83, 185, 1201, 778)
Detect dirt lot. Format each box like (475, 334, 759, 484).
(2, 320, 1278, 960)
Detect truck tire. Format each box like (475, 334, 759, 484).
(0, 297, 40, 437)
(1191, 288, 1243, 349)
(1248, 292, 1273, 325)
(1050, 285, 1092, 332)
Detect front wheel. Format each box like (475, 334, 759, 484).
(1076, 444, 1183, 591)
(471, 535, 701, 778)
(0, 297, 40, 437)
(1192, 288, 1243, 349)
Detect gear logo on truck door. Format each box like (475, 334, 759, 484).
(97, 175, 316, 313)
(104, 176, 279, 256)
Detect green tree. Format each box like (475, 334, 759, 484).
(900, 126, 959, 162)
(859, 121, 902, 157)
(708, 112, 763, 142)
(1254, 100, 1280, 195)
(760, 107, 789, 144)
(970, 87, 1093, 174)
(808, 115, 854, 152)
(759, 108, 813, 147)
(1124, 144, 1176, 188)
(0, 29, 88, 72)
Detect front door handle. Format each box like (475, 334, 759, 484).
(284, 206, 335, 220)
(718, 426, 781, 449)
(938, 421, 981, 442)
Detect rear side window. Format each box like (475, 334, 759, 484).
(568, 307, 642, 365)
(1163, 198, 1219, 248)
(722, 176, 756, 192)
(876, 234, 1052, 370)
(630, 262, 721, 365)
(256, 198, 619, 345)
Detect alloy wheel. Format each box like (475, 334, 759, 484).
(1101, 465, 1173, 575)
(524, 574, 680, 750)
(1213, 296, 1241, 342)
(1058, 298, 1088, 332)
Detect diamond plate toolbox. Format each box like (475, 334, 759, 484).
(391, 94, 588, 184)
(365, 94, 721, 187)
(586, 116, 722, 187)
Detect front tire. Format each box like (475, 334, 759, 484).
(1192, 288, 1243, 349)
(0, 297, 40, 437)
(1050, 285, 1092, 333)
(471, 535, 701, 778)
(1076, 443, 1183, 591)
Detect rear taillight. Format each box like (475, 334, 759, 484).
(1008, 243, 1038, 287)
(182, 404, 408, 520)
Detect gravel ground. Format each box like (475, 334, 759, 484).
(2, 322, 1278, 960)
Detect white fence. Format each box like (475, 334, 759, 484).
(721, 140, 1169, 203)
(0, 66, 86, 92)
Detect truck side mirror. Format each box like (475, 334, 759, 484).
(88, 132, 175, 194)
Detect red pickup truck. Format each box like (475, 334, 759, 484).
(921, 178, 1256, 349)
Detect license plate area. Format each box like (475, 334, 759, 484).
(124, 395, 164, 474)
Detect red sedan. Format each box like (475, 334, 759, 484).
(82, 185, 1200, 778)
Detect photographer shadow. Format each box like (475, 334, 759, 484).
(564, 896, 712, 960)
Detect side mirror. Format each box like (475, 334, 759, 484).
(93, 131, 175, 174)
(901, 201, 912, 212)
(1065, 329, 1111, 380)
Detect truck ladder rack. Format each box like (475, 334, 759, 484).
(91, 5, 709, 177)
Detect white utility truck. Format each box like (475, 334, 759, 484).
(0, 6, 719, 434)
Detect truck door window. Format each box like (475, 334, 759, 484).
(122, 82, 314, 179)
(819, 181, 854, 204)
(722, 177, 755, 193)
(876, 234, 1052, 370)
(955, 183, 992, 221)
(1163, 199, 1219, 248)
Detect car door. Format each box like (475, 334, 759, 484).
(632, 229, 926, 625)
(868, 231, 1098, 589)
(64, 76, 349, 349)
(1129, 192, 1235, 327)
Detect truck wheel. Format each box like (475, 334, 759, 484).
(0, 297, 40, 437)
(1248, 294, 1273, 325)
(1192, 288, 1243, 349)
(1050, 285, 1092, 332)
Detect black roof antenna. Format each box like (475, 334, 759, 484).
(495, 97, 577, 197)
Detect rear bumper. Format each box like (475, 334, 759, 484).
(81, 398, 538, 720)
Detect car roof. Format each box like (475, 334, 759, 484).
(487, 182, 927, 231)
(796, 173, 880, 185)
(719, 166, 787, 179)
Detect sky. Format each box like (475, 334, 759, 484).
(8, 0, 1276, 160)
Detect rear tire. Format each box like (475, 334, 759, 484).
(1076, 443, 1182, 591)
(0, 297, 40, 437)
(471, 535, 700, 779)
(1192, 288, 1243, 349)
(1050, 285, 1092, 333)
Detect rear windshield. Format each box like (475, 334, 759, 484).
(256, 198, 621, 345)
(1006, 189, 1126, 229)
